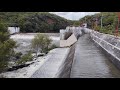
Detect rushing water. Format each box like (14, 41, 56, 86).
(10, 33, 60, 55)
(70, 34, 120, 78)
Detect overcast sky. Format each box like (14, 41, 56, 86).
(50, 12, 100, 20)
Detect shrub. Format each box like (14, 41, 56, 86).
(16, 52, 33, 65)
(31, 34, 52, 56)
(43, 44, 58, 54)
(49, 44, 58, 50)
(14, 52, 22, 59)
(0, 22, 16, 73)
(0, 60, 8, 73)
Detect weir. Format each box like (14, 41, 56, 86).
(70, 33, 120, 78)
(59, 27, 120, 78)
(31, 27, 120, 78)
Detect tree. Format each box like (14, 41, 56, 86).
(31, 34, 52, 57)
(0, 22, 16, 72)
(73, 21, 80, 26)
(79, 12, 119, 35)
(16, 52, 33, 65)
(0, 12, 72, 33)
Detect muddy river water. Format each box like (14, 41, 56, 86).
(10, 33, 60, 55)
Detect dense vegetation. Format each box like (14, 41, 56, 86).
(1, 12, 119, 35)
(0, 12, 72, 33)
(1, 12, 70, 73)
(0, 22, 16, 72)
(31, 34, 52, 56)
(79, 12, 120, 35)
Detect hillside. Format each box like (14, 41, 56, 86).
(79, 12, 119, 35)
(0, 12, 72, 33)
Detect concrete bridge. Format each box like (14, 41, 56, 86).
(31, 27, 120, 78)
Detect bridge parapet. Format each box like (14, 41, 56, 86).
(90, 30, 120, 69)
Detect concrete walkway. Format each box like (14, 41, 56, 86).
(70, 34, 120, 78)
(31, 48, 70, 78)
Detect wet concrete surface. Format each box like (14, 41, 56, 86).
(70, 34, 120, 78)
(31, 48, 70, 78)
(58, 44, 76, 78)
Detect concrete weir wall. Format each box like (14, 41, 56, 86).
(56, 44, 76, 78)
(31, 27, 83, 78)
(89, 29, 120, 70)
(58, 27, 120, 77)
(57, 26, 85, 78)
(60, 26, 83, 47)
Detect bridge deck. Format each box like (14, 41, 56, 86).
(70, 34, 120, 78)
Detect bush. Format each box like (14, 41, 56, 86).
(43, 44, 58, 54)
(14, 52, 22, 59)
(16, 52, 33, 65)
(99, 25, 114, 35)
(0, 60, 8, 73)
(0, 22, 16, 73)
(49, 44, 58, 50)
(31, 34, 52, 55)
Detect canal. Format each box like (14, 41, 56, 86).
(70, 34, 120, 78)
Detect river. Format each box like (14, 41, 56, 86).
(10, 33, 60, 55)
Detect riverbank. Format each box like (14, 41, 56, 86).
(10, 33, 60, 55)
(0, 47, 69, 78)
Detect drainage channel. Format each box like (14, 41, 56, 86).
(70, 34, 120, 78)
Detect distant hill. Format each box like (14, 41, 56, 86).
(0, 12, 72, 33)
(79, 12, 119, 34)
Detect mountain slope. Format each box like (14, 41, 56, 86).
(79, 12, 119, 35)
(0, 12, 72, 33)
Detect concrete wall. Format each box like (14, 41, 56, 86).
(90, 30, 120, 70)
(57, 27, 93, 77)
(31, 48, 70, 78)
(60, 26, 83, 47)
(60, 34, 77, 47)
(8, 27, 20, 34)
(58, 27, 120, 77)
(55, 44, 76, 78)
(57, 26, 85, 77)
(60, 26, 84, 40)
(60, 29, 67, 40)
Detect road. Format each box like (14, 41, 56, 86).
(70, 34, 120, 78)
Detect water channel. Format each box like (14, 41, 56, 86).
(70, 34, 120, 78)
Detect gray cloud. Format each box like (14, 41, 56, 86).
(50, 12, 100, 20)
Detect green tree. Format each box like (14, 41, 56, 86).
(73, 21, 80, 26)
(79, 12, 119, 35)
(31, 34, 52, 56)
(16, 52, 33, 65)
(0, 22, 16, 72)
(0, 12, 72, 33)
